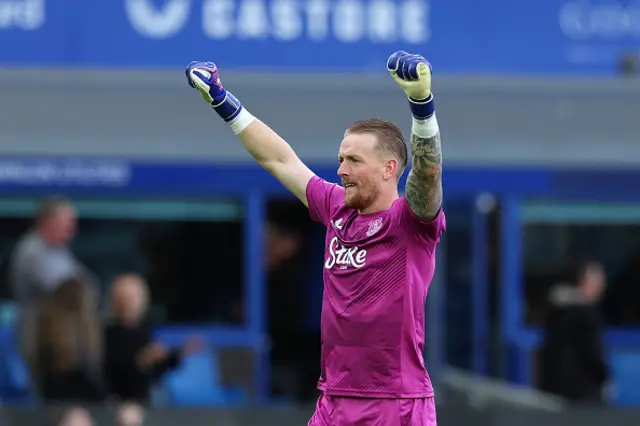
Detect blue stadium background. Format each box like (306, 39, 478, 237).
(1, 0, 640, 410)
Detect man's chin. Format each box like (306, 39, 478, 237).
(344, 197, 356, 209)
(345, 195, 364, 210)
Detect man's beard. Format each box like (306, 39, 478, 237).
(344, 182, 380, 211)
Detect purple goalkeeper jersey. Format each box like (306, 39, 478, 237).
(306, 176, 446, 398)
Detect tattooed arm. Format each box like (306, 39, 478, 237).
(404, 130, 443, 221)
(386, 51, 443, 221)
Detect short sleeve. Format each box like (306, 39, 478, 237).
(29, 252, 77, 290)
(398, 197, 446, 244)
(11, 240, 77, 302)
(306, 176, 344, 226)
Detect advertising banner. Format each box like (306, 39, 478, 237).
(1, 0, 638, 74)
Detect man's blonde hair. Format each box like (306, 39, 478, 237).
(346, 118, 408, 178)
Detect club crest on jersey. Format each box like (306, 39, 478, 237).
(366, 217, 384, 237)
(324, 237, 367, 270)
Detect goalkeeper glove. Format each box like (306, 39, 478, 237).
(185, 61, 254, 134)
(387, 51, 434, 121)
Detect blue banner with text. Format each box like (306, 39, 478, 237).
(0, 0, 638, 73)
(0, 157, 639, 201)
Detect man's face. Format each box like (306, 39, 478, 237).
(48, 204, 77, 245)
(337, 132, 388, 211)
(580, 263, 606, 301)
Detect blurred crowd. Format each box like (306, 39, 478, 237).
(2, 192, 638, 424)
(3, 197, 203, 426)
(0, 195, 323, 424)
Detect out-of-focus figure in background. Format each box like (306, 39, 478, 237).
(265, 206, 321, 402)
(35, 277, 105, 404)
(115, 403, 146, 426)
(265, 218, 306, 399)
(104, 273, 202, 409)
(49, 407, 96, 426)
(540, 260, 610, 404)
(8, 196, 98, 377)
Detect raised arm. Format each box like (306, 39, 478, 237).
(405, 114, 442, 221)
(235, 120, 315, 206)
(185, 62, 315, 206)
(387, 52, 443, 221)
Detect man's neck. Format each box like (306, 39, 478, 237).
(359, 191, 400, 215)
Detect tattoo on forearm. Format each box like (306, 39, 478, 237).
(405, 131, 443, 220)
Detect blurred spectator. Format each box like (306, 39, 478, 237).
(266, 219, 305, 344)
(540, 260, 610, 404)
(9, 196, 98, 369)
(115, 403, 145, 426)
(104, 273, 202, 406)
(50, 407, 95, 426)
(35, 277, 106, 404)
(265, 215, 319, 401)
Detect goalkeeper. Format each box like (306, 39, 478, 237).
(186, 52, 444, 426)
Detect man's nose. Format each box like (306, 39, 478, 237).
(337, 162, 349, 177)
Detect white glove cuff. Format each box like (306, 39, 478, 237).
(412, 114, 439, 139)
(229, 108, 256, 135)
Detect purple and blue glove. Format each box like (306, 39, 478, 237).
(184, 52, 435, 131)
(185, 61, 244, 123)
(387, 51, 435, 121)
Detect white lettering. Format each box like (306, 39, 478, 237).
(0, 0, 45, 30)
(197, 0, 430, 43)
(369, 0, 396, 42)
(237, 0, 269, 39)
(126, 0, 190, 39)
(560, 1, 640, 40)
(402, 0, 430, 43)
(203, 0, 234, 39)
(306, 0, 331, 40)
(324, 237, 368, 270)
(124, 0, 431, 43)
(0, 161, 130, 185)
(334, 0, 364, 42)
(272, 0, 301, 40)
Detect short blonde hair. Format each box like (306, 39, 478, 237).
(345, 118, 408, 178)
(108, 273, 149, 319)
